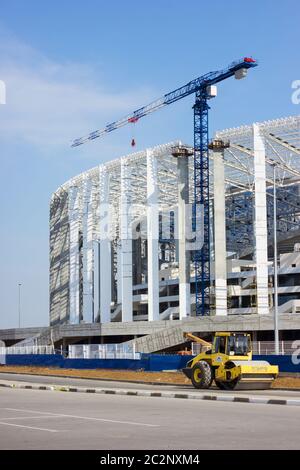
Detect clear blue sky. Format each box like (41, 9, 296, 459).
(0, 0, 299, 328)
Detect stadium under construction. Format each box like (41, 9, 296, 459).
(1, 115, 300, 353)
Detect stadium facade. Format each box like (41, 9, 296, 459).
(48, 115, 300, 342)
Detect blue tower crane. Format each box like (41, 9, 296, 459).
(71, 57, 257, 316)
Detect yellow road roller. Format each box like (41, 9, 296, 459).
(182, 332, 278, 390)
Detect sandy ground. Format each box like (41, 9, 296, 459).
(0, 365, 300, 389)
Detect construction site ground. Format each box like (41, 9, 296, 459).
(0, 365, 300, 390)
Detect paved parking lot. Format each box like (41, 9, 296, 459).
(0, 386, 300, 449)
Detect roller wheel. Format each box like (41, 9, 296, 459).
(215, 378, 239, 390)
(191, 361, 212, 389)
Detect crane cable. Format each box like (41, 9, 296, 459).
(128, 116, 139, 147)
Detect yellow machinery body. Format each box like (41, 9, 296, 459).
(182, 332, 278, 390)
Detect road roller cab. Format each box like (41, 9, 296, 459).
(182, 332, 278, 390)
(211, 332, 252, 362)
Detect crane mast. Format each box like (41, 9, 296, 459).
(71, 57, 257, 316)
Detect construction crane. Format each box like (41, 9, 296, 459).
(71, 57, 257, 316)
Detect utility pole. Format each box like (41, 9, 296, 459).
(272, 164, 280, 355)
(18, 283, 22, 328)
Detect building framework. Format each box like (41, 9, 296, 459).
(50, 116, 300, 331)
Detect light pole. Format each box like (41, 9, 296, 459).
(18, 283, 22, 328)
(272, 164, 280, 355)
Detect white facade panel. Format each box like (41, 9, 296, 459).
(69, 185, 80, 324)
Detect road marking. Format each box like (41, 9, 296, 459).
(0, 421, 60, 433)
(4, 408, 159, 428)
(0, 415, 62, 420)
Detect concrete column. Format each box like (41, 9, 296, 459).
(177, 154, 191, 319)
(82, 177, 94, 323)
(98, 166, 111, 323)
(213, 149, 227, 316)
(120, 159, 133, 322)
(147, 149, 159, 321)
(116, 243, 122, 304)
(93, 240, 100, 322)
(69, 185, 80, 324)
(173, 207, 179, 263)
(253, 124, 269, 315)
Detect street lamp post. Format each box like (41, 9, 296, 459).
(272, 164, 280, 355)
(18, 283, 22, 328)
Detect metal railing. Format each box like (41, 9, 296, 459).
(252, 341, 297, 355)
(68, 343, 141, 360)
(0, 345, 54, 356)
(191, 341, 299, 356)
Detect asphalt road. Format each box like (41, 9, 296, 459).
(0, 386, 299, 449)
(1, 372, 300, 399)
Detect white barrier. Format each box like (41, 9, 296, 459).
(0, 351, 5, 365)
(0, 345, 54, 356)
(68, 343, 141, 360)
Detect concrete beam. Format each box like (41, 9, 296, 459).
(2, 314, 300, 345)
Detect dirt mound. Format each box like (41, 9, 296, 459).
(1, 365, 300, 389)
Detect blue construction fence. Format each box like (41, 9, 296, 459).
(2, 353, 300, 373)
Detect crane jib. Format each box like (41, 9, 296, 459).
(71, 58, 257, 147)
